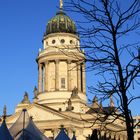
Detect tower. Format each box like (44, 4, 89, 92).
(5, 1, 127, 140)
(36, 2, 87, 112)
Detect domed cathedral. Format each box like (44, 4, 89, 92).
(5, 1, 127, 140)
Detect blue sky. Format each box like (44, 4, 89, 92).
(0, 0, 59, 114)
(0, 0, 139, 116)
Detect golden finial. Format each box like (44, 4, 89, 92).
(60, 0, 63, 10)
(3, 105, 7, 120)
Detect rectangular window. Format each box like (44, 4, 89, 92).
(61, 78, 65, 88)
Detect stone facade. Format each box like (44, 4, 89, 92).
(133, 116, 140, 140)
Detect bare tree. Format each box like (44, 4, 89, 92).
(65, 0, 140, 139)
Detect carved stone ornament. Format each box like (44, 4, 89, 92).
(21, 92, 30, 104)
(66, 99, 74, 111)
(71, 87, 80, 99)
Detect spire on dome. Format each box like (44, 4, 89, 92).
(60, 0, 63, 10)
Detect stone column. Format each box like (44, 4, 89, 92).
(82, 63, 86, 93)
(55, 60, 59, 91)
(100, 131, 105, 139)
(120, 135, 124, 140)
(111, 133, 115, 140)
(115, 134, 120, 140)
(38, 63, 43, 93)
(67, 60, 71, 91)
(124, 136, 127, 140)
(77, 63, 81, 92)
(53, 128, 59, 138)
(106, 133, 110, 140)
(44, 61, 49, 92)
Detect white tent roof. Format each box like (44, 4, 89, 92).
(55, 128, 70, 140)
(9, 109, 49, 140)
(0, 120, 13, 140)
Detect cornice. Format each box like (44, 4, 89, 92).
(44, 33, 79, 41)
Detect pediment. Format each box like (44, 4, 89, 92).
(6, 103, 70, 126)
(28, 104, 65, 121)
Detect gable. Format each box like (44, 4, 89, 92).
(28, 105, 64, 121)
(6, 103, 67, 126)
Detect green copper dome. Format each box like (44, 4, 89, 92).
(46, 11, 77, 35)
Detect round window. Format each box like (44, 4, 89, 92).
(61, 39, 65, 44)
(52, 40, 56, 44)
(70, 40, 73, 44)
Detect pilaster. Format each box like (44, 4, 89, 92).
(67, 60, 71, 91)
(82, 63, 86, 94)
(77, 63, 81, 92)
(44, 61, 49, 92)
(55, 60, 59, 91)
(38, 63, 43, 93)
(115, 134, 120, 140)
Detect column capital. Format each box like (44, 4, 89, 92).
(55, 59, 59, 63)
(67, 60, 72, 64)
(39, 63, 43, 67)
(44, 60, 49, 65)
(81, 61, 86, 65)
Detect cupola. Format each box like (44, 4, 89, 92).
(45, 10, 77, 35)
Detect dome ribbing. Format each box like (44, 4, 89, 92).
(46, 10, 77, 35)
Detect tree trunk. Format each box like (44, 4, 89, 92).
(122, 93, 134, 140)
(113, 34, 134, 140)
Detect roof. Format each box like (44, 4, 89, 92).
(86, 107, 116, 114)
(46, 10, 77, 35)
(9, 109, 48, 140)
(55, 128, 70, 140)
(72, 134, 76, 140)
(0, 120, 13, 140)
(15, 119, 48, 140)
